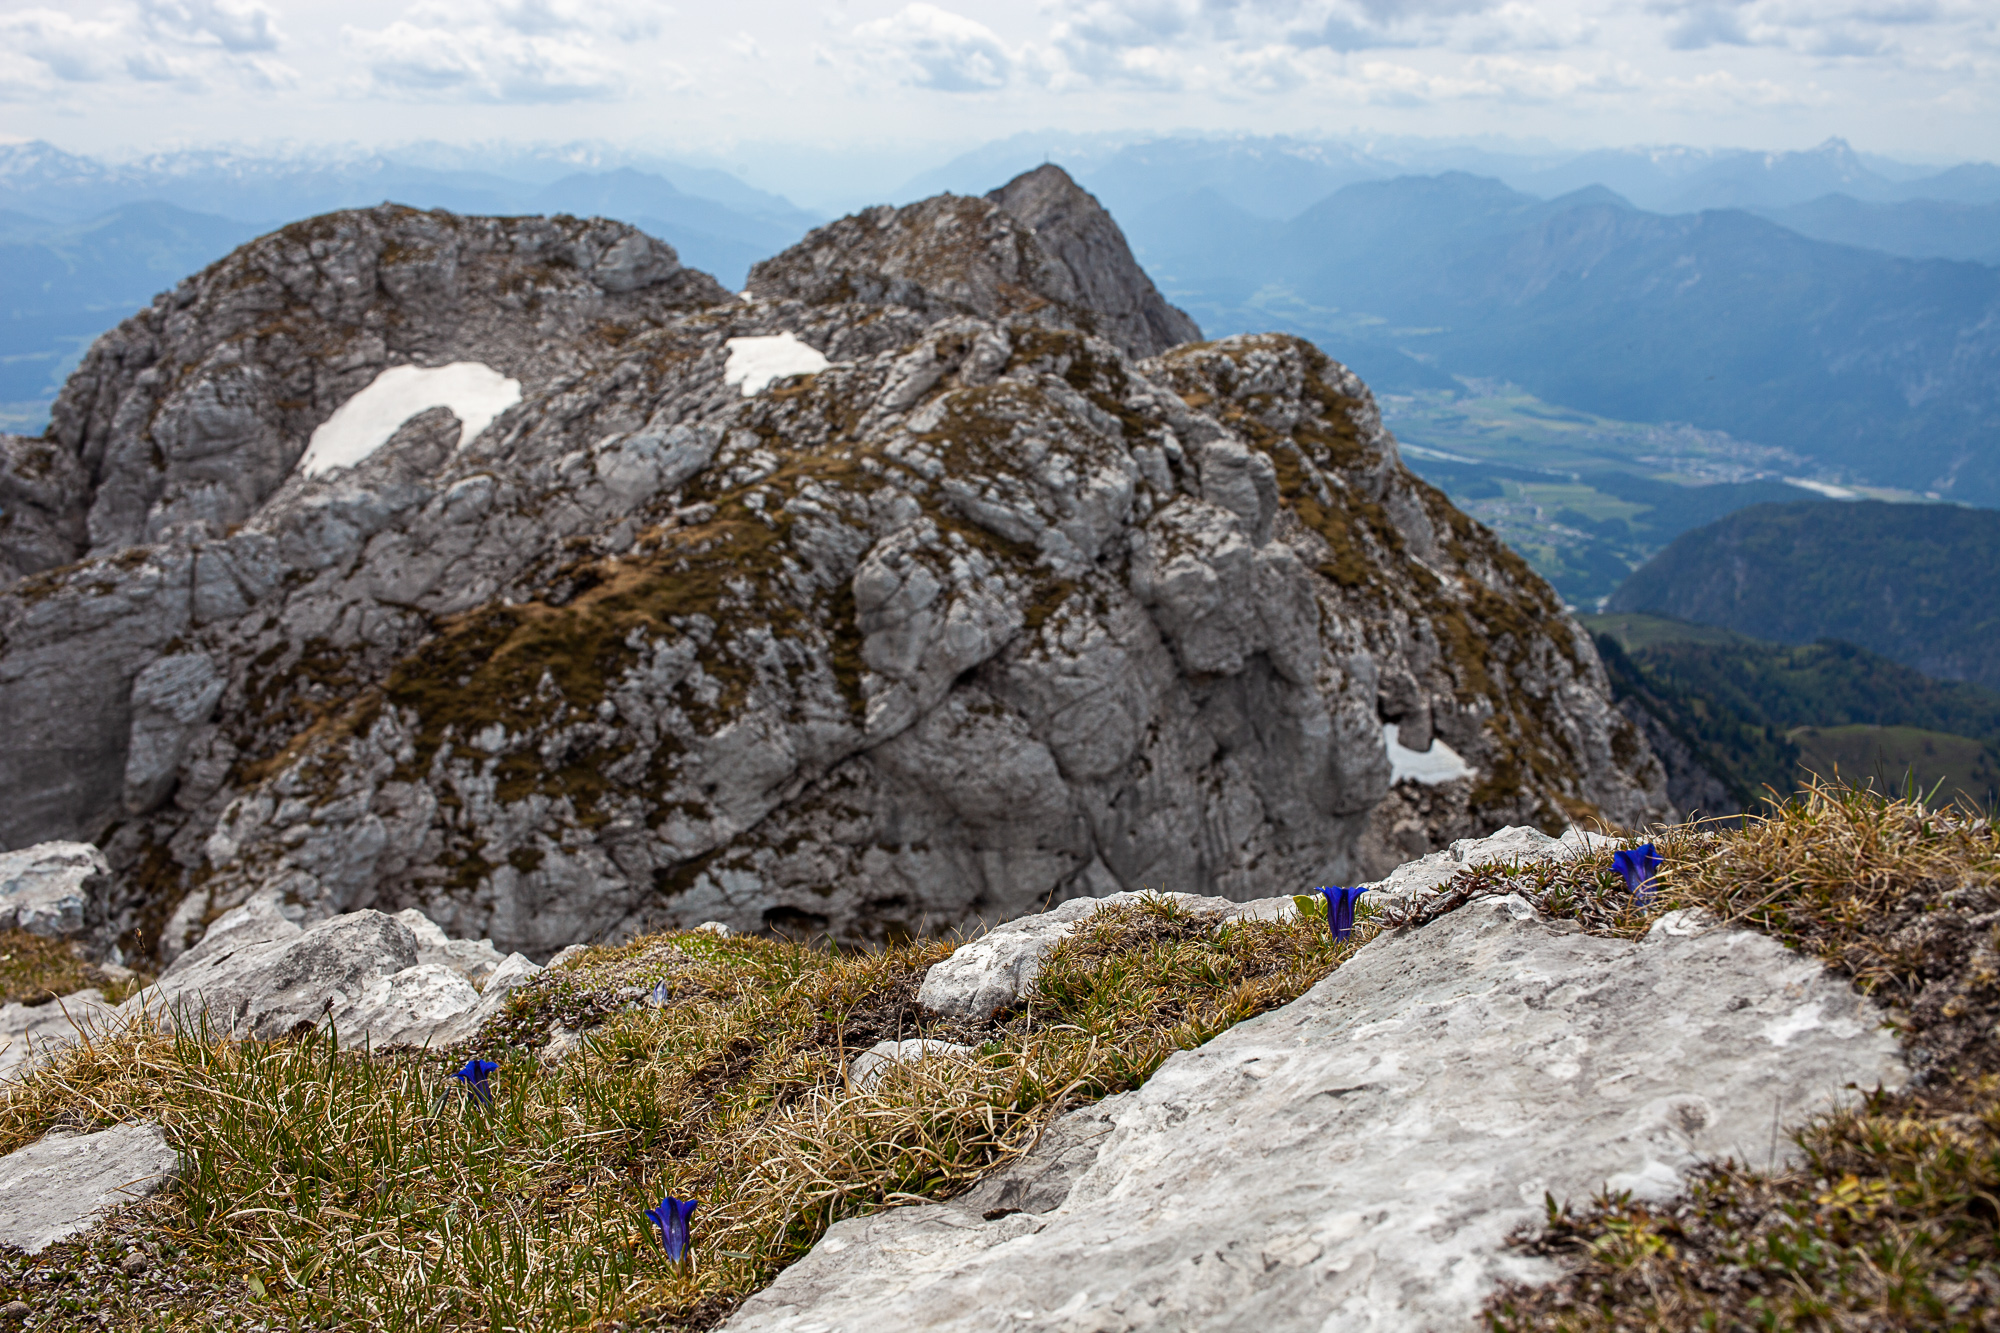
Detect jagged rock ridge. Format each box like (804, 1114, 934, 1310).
(0, 166, 1668, 962)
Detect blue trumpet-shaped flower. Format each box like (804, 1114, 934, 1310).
(1612, 844, 1663, 907)
(650, 980, 670, 1008)
(1318, 886, 1367, 941)
(648, 1196, 698, 1264)
(450, 1058, 499, 1107)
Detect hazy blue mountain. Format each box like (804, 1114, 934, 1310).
(1893, 161, 2000, 205)
(1, 202, 260, 404)
(892, 131, 1139, 202)
(533, 169, 813, 288)
(1656, 138, 1899, 211)
(1608, 501, 2000, 692)
(1117, 172, 2000, 505)
(0, 146, 825, 422)
(1755, 194, 2000, 264)
(908, 132, 2000, 225)
(382, 140, 820, 226)
(0, 142, 819, 290)
(899, 133, 1390, 220)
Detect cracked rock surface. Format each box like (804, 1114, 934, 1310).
(724, 896, 1907, 1333)
(0, 165, 1667, 964)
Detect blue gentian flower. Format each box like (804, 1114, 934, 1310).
(1318, 887, 1367, 941)
(450, 1057, 499, 1107)
(650, 980, 669, 1008)
(647, 1196, 698, 1264)
(1612, 844, 1664, 907)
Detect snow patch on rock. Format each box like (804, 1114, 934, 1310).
(724, 333, 828, 397)
(298, 362, 520, 477)
(1384, 721, 1475, 785)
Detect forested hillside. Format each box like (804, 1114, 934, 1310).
(1608, 501, 2000, 691)
(1588, 614, 2000, 811)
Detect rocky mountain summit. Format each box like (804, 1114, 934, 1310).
(0, 165, 1667, 965)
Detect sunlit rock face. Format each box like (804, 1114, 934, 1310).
(0, 166, 1668, 962)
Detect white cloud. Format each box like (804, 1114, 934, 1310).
(1028, 0, 1593, 95)
(0, 9, 126, 84)
(845, 4, 1014, 92)
(1654, 68, 1830, 107)
(0, 2, 297, 96)
(489, 0, 666, 41)
(345, 3, 628, 102)
(1645, 0, 1970, 55)
(139, 0, 284, 53)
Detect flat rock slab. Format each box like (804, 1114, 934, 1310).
(727, 897, 1906, 1333)
(0, 1122, 180, 1254)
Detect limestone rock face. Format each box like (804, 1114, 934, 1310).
(746, 165, 1198, 361)
(724, 897, 1907, 1333)
(984, 165, 1202, 359)
(0, 167, 1669, 963)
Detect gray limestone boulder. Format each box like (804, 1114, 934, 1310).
(127, 908, 419, 1040)
(725, 896, 1906, 1333)
(428, 950, 545, 1047)
(0, 1122, 181, 1254)
(1364, 823, 1610, 900)
(849, 1039, 977, 1093)
(917, 890, 1298, 1022)
(126, 901, 535, 1049)
(329, 962, 480, 1049)
(0, 840, 110, 939)
(394, 908, 509, 986)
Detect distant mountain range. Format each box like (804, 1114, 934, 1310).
(903, 134, 2000, 244)
(0, 142, 832, 423)
(1107, 172, 2000, 508)
(1608, 501, 2000, 693)
(0, 204, 261, 408)
(1753, 195, 2000, 264)
(0, 143, 821, 293)
(7, 133, 2000, 526)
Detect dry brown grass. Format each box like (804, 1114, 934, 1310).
(0, 895, 1352, 1331)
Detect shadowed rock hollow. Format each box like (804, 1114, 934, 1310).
(0, 165, 1668, 962)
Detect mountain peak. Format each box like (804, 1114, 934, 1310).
(749, 164, 1200, 359)
(985, 164, 1202, 357)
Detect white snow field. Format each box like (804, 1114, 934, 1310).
(298, 362, 521, 477)
(1384, 721, 1477, 785)
(724, 333, 829, 397)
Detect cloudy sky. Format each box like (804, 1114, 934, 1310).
(2, 0, 1994, 172)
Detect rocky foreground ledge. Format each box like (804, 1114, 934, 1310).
(3, 792, 1992, 1330)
